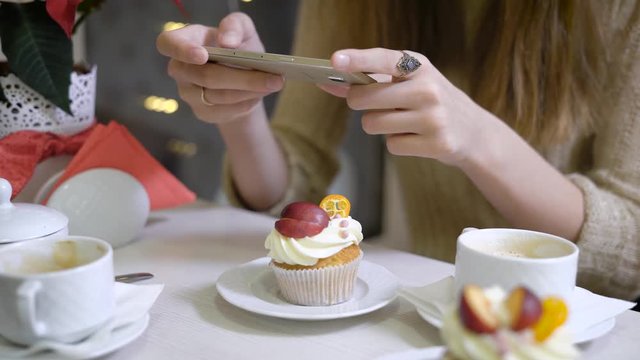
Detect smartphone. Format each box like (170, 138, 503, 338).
(205, 47, 376, 85)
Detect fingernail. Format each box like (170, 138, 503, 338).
(333, 53, 350, 69)
(266, 75, 283, 90)
(223, 31, 240, 45)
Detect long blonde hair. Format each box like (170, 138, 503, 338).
(299, 0, 609, 148)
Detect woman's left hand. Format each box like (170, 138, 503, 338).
(320, 48, 498, 168)
(321, 48, 586, 241)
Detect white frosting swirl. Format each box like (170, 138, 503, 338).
(441, 288, 579, 360)
(265, 216, 363, 266)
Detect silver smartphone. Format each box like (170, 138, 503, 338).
(205, 46, 376, 85)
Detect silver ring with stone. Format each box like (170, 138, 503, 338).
(396, 51, 421, 77)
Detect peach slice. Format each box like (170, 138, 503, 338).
(506, 286, 542, 331)
(459, 285, 499, 334)
(533, 297, 569, 342)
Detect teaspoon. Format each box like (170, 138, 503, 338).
(114, 272, 154, 283)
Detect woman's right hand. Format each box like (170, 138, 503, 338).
(156, 12, 284, 125)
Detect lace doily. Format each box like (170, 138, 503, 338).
(0, 66, 96, 139)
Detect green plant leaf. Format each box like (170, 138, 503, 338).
(0, 2, 73, 113)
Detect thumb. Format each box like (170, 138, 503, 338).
(216, 12, 265, 52)
(317, 84, 350, 98)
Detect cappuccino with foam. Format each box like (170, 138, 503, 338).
(454, 228, 579, 300)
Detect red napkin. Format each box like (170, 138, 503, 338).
(0, 126, 96, 199)
(46, 121, 196, 210)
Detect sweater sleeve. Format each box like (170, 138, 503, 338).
(569, 1, 640, 300)
(222, 0, 352, 216)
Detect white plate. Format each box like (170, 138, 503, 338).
(0, 314, 149, 360)
(416, 305, 613, 344)
(414, 286, 617, 344)
(216, 257, 399, 320)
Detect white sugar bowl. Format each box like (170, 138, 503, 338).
(0, 178, 68, 244)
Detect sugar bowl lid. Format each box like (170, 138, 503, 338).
(0, 178, 68, 242)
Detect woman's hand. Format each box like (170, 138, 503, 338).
(321, 48, 585, 241)
(156, 13, 289, 210)
(156, 12, 284, 124)
(319, 48, 498, 168)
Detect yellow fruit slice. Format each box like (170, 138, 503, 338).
(320, 194, 351, 218)
(532, 297, 568, 342)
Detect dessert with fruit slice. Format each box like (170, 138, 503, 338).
(459, 285, 500, 334)
(506, 286, 543, 331)
(265, 194, 363, 305)
(441, 285, 579, 360)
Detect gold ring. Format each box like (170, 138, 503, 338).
(200, 86, 214, 106)
(396, 51, 421, 77)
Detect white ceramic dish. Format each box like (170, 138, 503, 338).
(572, 318, 615, 344)
(216, 257, 399, 320)
(13, 155, 71, 204)
(46, 168, 150, 248)
(413, 283, 617, 344)
(34, 170, 63, 205)
(0, 178, 68, 244)
(0, 314, 149, 360)
(416, 308, 614, 345)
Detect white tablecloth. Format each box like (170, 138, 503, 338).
(105, 204, 640, 359)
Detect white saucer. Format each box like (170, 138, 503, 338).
(572, 317, 615, 344)
(216, 257, 399, 320)
(416, 306, 614, 345)
(412, 282, 618, 345)
(0, 314, 149, 360)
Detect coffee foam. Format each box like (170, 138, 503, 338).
(490, 250, 528, 258)
(52, 241, 79, 270)
(1, 241, 86, 275)
(471, 236, 572, 259)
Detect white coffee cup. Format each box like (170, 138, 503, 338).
(0, 236, 115, 345)
(454, 228, 579, 300)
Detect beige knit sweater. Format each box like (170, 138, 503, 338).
(224, 1, 640, 300)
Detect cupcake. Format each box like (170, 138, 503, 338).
(265, 194, 363, 306)
(441, 285, 579, 360)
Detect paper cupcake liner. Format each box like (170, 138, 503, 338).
(270, 254, 362, 306)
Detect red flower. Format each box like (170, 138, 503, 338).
(46, 0, 83, 38)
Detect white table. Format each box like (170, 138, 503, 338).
(106, 204, 640, 359)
